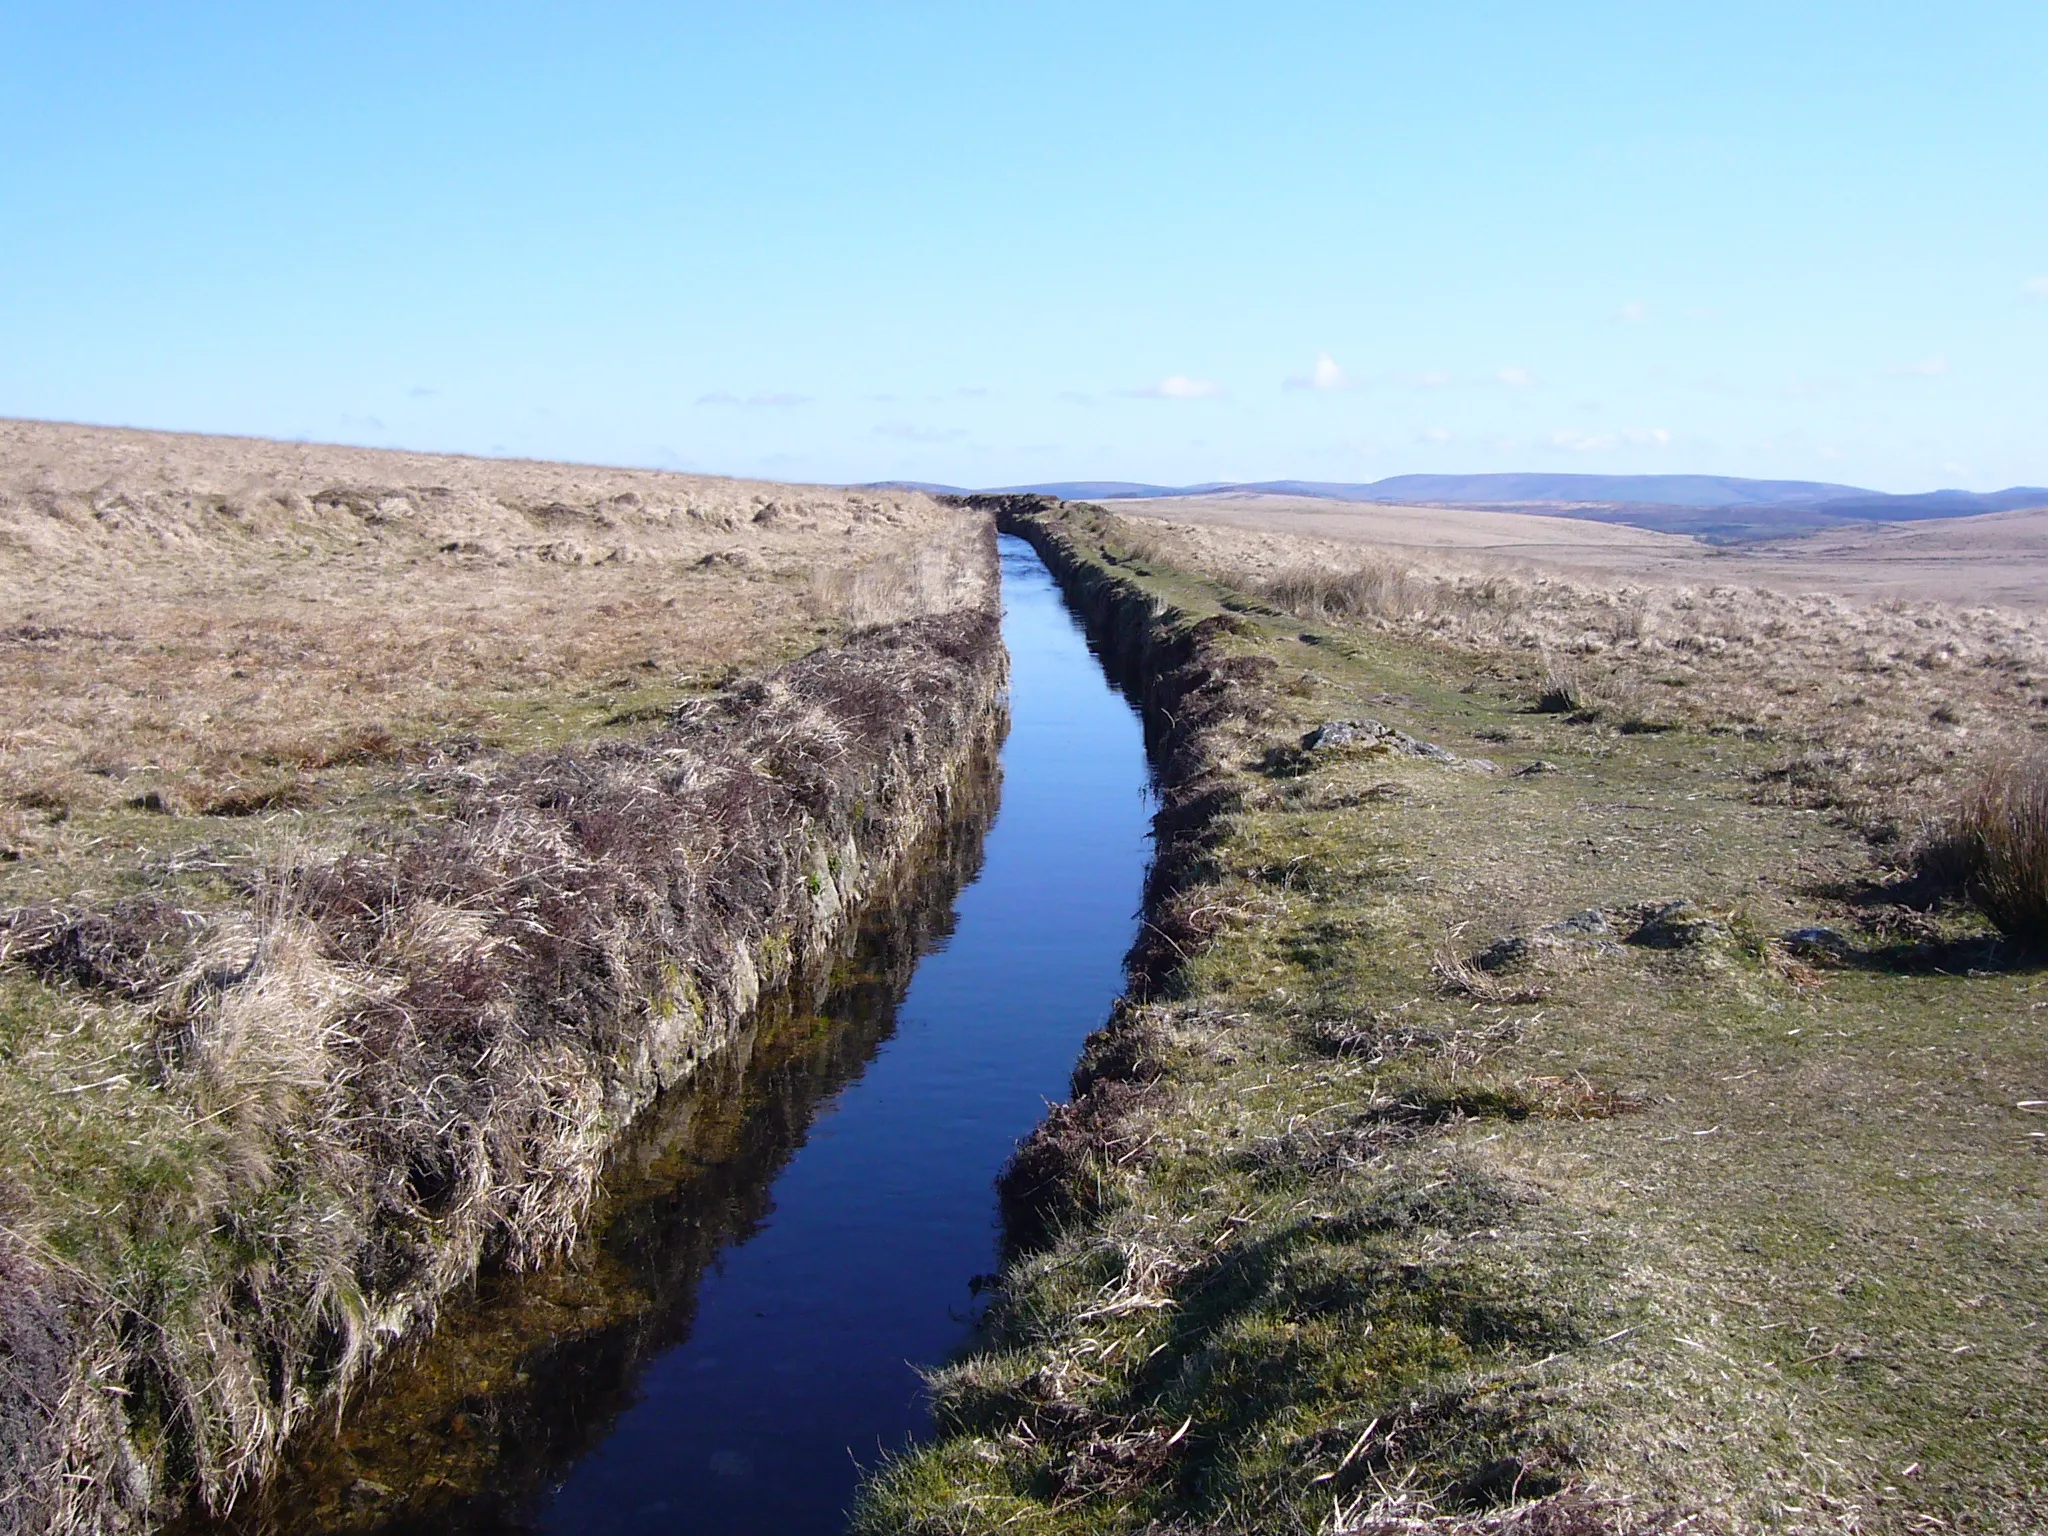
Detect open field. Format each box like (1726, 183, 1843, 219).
(0, 421, 1001, 1534)
(1098, 507, 2048, 841)
(1112, 492, 2048, 611)
(0, 419, 986, 862)
(862, 501, 2047, 1535)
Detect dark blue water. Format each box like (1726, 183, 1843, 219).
(526, 535, 1153, 1533)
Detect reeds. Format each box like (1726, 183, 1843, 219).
(1918, 754, 2048, 941)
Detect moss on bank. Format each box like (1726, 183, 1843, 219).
(856, 500, 2046, 1536)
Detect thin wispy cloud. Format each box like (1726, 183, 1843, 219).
(1784, 372, 1846, 400)
(408, 386, 439, 399)
(1131, 374, 1225, 399)
(1618, 301, 1649, 323)
(1548, 426, 1670, 452)
(1494, 366, 1535, 388)
(1417, 426, 1453, 444)
(1284, 352, 1352, 391)
(1550, 430, 1613, 452)
(874, 422, 966, 443)
(2023, 276, 2048, 299)
(695, 391, 814, 408)
(1890, 356, 1950, 378)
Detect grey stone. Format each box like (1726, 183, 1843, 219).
(1781, 926, 1855, 962)
(1548, 910, 1611, 936)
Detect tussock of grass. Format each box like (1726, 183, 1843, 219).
(1916, 753, 2048, 941)
(1259, 560, 1434, 625)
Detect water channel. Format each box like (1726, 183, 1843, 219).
(218, 535, 1155, 1534)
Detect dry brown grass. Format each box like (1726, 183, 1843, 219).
(1914, 753, 2048, 940)
(1106, 510, 2048, 839)
(0, 418, 988, 836)
(0, 420, 1004, 1534)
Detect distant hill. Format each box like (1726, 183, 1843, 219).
(1291, 473, 1871, 508)
(870, 473, 2048, 543)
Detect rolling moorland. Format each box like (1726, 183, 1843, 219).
(878, 474, 2048, 545)
(1100, 493, 2048, 612)
(1, 424, 2044, 1535)
(0, 420, 1002, 1534)
(861, 498, 2046, 1535)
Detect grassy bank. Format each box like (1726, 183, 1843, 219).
(190, 755, 1004, 1533)
(0, 425, 1003, 1534)
(858, 500, 2045, 1535)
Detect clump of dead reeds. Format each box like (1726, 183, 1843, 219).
(1259, 560, 1430, 625)
(1915, 754, 2048, 941)
(1533, 659, 1587, 716)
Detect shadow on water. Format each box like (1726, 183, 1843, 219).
(197, 536, 1156, 1535)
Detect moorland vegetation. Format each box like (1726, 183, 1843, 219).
(860, 499, 2045, 1536)
(0, 422, 1001, 1535)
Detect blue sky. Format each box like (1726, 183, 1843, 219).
(3, 2, 2044, 491)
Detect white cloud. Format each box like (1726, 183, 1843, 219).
(1417, 426, 1453, 444)
(696, 391, 813, 408)
(1548, 426, 1668, 453)
(874, 422, 966, 443)
(1133, 374, 1225, 399)
(1415, 370, 1452, 389)
(1618, 301, 1649, 323)
(1549, 430, 1616, 452)
(1891, 356, 1950, 377)
(1285, 352, 1351, 390)
(1495, 366, 1535, 388)
(2023, 276, 2048, 299)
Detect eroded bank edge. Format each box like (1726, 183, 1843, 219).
(863, 497, 1663, 1533)
(3, 540, 1008, 1534)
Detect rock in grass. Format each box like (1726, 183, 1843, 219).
(1546, 909, 1610, 937)
(1304, 718, 1459, 763)
(1781, 926, 1856, 963)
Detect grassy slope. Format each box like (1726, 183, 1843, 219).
(858, 505, 2045, 1535)
(0, 426, 1002, 1531)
